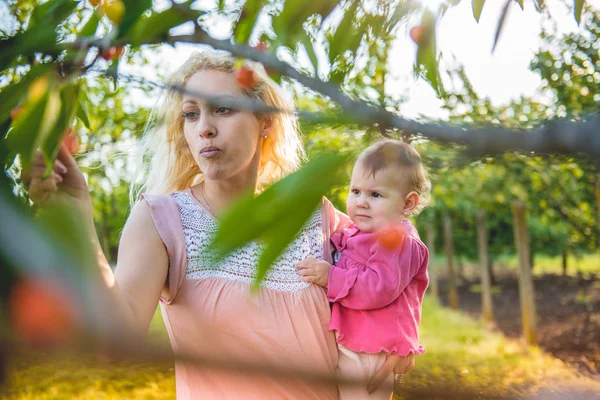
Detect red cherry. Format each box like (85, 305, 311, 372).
(377, 226, 405, 250)
(410, 25, 428, 46)
(252, 41, 268, 52)
(9, 279, 79, 347)
(234, 66, 257, 89)
(100, 46, 124, 61)
(62, 127, 79, 154)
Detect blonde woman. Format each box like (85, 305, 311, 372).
(25, 50, 348, 399)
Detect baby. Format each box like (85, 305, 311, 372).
(296, 139, 431, 399)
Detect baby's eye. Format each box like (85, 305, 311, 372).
(371, 192, 382, 198)
(215, 106, 233, 115)
(182, 110, 199, 121)
(351, 189, 360, 195)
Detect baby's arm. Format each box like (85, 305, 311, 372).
(296, 257, 331, 287)
(328, 238, 426, 310)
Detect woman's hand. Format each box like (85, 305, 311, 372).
(295, 257, 331, 287)
(367, 353, 415, 394)
(22, 143, 92, 218)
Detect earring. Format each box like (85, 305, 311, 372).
(263, 135, 267, 139)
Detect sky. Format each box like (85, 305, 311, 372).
(120, 0, 597, 120)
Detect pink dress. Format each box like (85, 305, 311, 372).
(142, 189, 349, 399)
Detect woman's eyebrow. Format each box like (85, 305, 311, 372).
(183, 94, 239, 106)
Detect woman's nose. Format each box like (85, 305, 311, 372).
(197, 114, 217, 138)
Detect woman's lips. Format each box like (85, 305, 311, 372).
(200, 146, 222, 158)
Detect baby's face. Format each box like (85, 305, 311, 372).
(346, 163, 408, 233)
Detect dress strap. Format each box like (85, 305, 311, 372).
(140, 193, 187, 305)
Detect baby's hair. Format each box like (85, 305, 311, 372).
(358, 139, 431, 215)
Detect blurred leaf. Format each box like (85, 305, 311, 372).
(116, 0, 153, 39)
(128, 1, 199, 46)
(514, 0, 524, 10)
(42, 82, 79, 177)
(28, 0, 78, 30)
(5, 91, 49, 170)
(233, 0, 268, 44)
(472, 0, 485, 22)
(416, 9, 441, 94)
(0, 64, 53, 126)
(328, 0, 360, 64)
(77, 89, 92, 130)
(0, 25, 58, 72)
(299, 32, 319, 73)
(210, 153, 348, 284)
(574, 0, 584, 24)
(79, 10, 101, 38)
(273, 0, 339, 47)
(492, 0, 511, 53)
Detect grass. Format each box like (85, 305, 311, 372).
(3, 298, 599, 399)
(431, 252, 600, 279)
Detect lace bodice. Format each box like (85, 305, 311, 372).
(172, 191, 324, 292)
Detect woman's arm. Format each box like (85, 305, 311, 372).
(103, 199, 169, 337)
(25, 144, 168, 340)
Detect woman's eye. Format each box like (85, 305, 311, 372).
(215, 106, 233, 115)
(182, 111, 199, 121)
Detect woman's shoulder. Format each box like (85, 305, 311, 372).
(321, 197, 351, 232)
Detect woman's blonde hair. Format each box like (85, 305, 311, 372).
(358, 139, 431, 215)
(131, 50, 305, 203)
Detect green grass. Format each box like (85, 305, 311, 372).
(406, 297, 600, 398)
(3, 298, 599, 399)
(431, 252, 600, 278)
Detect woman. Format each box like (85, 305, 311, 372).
(26, 50, 412, 398)
(26, 50, 346, 399)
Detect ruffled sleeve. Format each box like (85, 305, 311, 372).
(140, 193, 187, 305)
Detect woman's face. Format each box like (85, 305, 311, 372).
(182, 69, 265, 183)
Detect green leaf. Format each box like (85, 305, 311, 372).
(472, 0, 485, 22)
(415, 9, 441, 94)
(299, 32, 319, 74)
(117, 0, 153, 39)
(5, 92, 50, 170)
(233, 0, 268, 44)
(210, 153, 348, 284)
(328, 0, 360, 64)
(79, 10, 101, 38)
(41, 82, 79, 177)
(77, 89, 92, 130)
(574, 0, 584, 24)
(492, 0, 511, 53)
(128, 2, 200, 46)
(0, 64, 54, 126)
(273, 0, 337, 47)
(28, 0, 78, 30)
(514, 0, 524, 10)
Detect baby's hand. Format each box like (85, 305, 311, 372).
(295, 257, 331, 287)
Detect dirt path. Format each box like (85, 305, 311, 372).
(437, 273, 600, 379)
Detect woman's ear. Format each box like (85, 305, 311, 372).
(261, 117, 273, 135)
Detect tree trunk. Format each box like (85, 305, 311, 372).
(562, 248, 568, 276)
(512, 200, 537, 345)
(425, 221, 438, 299)
(477, 210, 494, 325)
(488, 256, 496, 286)
(444, 215, 459, 310)
(596, 180, 600, 252)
